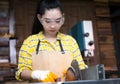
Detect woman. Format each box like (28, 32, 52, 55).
(15, 0, 87, 82)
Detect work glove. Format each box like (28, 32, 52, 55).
(31, 70, 58, 82)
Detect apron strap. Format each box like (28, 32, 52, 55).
(36, 40, 40, 54)
(36, 39, 65, 54)
(57, 39, 65, 54)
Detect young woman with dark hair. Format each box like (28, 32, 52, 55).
(16, 0, 87, 82)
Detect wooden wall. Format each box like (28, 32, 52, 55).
(0, 0, 9, 60)
(61, 0, 100, 65)
(0, 0, 120, 80)
(94, 2, 117, 68)
(12, 0, 100, 66)
(11, 0, 118, 69)
(0, 0, 17, 81)
(7, 0, 119, 67)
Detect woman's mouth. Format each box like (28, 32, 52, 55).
(50, 30, 56, 32)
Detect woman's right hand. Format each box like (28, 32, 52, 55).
(31, 70, 58, 82)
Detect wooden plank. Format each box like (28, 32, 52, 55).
(99, 44, 115, 51)
(0, 76, 3, 82)
(98, 35, 114, 44)
(95, 6, 110, 17)
(97, 28, 112, 35)
(0, 26, 9, 35)
(0, 56, 9, 59)
(94, 0, 109, 3)
(110, 0, 120, 2)
(100, 50, 115, 59)
(96, 20, 111, 28)
(101, 58, 117, 67)
(0, 63, 9, 67)
(99, 44, 116, 67)
(0, 37, 9, 47)
(95, 2, 109, 7)
(0, 1, 9, 9)
(0, 47, 9, 56)
(0, 17, 9, 26)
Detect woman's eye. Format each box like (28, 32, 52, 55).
(45, 20, 51, 23)
(56, 20, 60, 23)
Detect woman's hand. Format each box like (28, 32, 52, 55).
(31, 70, 58, 82)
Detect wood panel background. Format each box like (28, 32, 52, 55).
(0, 0, 9, 62)
(13, 0, 100, 66)
(0, 0, 119, 79)
(94, 2, 117, 68)
(11, 0, 117, 68)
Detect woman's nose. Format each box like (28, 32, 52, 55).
(51, 24, 56, 28)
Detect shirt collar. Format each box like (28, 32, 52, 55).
(37, 31, 46, 41)
(37, 31, 63, 41)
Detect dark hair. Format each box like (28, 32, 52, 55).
(32, 0, 64, 34)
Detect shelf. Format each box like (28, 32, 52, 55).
(0, 63, 17, 81)
(0, 37, 9, 47)
(0, 63, 17, 68)
(0, 63, 9, 69)
(105, 66, 119, 78)
(0, 17, 9, 26)
(0, 0, 17, 82)
(0, 26, 9, 35)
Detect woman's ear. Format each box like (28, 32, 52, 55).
(37, 14, 41, 21)
(62, 17, 65, 25)
(62, 13, 65, 25)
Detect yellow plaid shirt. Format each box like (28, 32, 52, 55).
(15, 31, 88, 81)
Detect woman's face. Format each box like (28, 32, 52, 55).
(38, 8, 64, 36)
